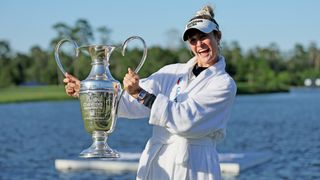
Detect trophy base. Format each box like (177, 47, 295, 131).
(79, 148, 120, 159)
(79, 131, 120, 159)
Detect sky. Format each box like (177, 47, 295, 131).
(0, 0, 319, 53)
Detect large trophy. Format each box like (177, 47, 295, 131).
(54, 36, 147, 158)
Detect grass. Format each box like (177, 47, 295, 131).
(0, 85, 74, 104)
(0, 83, 289, 104)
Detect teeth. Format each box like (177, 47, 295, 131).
(199, 49, 208, 53)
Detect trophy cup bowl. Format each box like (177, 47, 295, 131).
(79, 77, 121, 158)
(54, 36, 147, 159)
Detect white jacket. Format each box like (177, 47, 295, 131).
(118, 55, 237, 180)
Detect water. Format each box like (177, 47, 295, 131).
(0, 90, 319, 180)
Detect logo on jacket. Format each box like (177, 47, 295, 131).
(174, 77, 183, 102)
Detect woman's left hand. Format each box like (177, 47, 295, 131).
(123, 68, 141, 98)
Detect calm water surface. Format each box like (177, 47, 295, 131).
(0, 90, 319, 180)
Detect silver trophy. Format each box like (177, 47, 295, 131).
(54, 36, 147, 158)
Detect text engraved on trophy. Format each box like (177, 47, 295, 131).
(80, 92, 114, 133)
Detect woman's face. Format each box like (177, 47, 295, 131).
(187, 31, 221, 67)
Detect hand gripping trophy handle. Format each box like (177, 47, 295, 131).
(121, 36, 147, 74)
(115, 36, 147, 116)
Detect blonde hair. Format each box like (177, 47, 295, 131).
(195, 5, 214, 19)
(189, 5, 219, 29)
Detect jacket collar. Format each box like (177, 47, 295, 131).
(186, 55, 226, 73)
(177, 55, 226, 93)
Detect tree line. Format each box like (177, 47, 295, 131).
(1, 19, 320, 93)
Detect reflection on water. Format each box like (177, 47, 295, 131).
(0, 101, 149, 180)
(0, 90, 319, 179)
(220, 90, 320, 180)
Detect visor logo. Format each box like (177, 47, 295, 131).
(187, 20, 203, 28)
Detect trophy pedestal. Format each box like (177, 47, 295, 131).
(80, 131, 120, 159)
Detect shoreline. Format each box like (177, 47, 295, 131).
(0, 85, 295, 104)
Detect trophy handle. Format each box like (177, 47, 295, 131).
(114, 36, 148, 118)
(54, 39, 80, 76)
(121, 36, 147, 74)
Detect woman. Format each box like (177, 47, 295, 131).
(64, 5, 236, 180)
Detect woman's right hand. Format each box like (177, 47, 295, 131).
(123, 68, 141, 98)
(63, 73, 80, 98)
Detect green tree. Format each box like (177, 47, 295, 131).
(28, 46, 52, 84)
(97, 26, 112, 44)
(307, 42, 320, 71)
(0, 41, 14, 87)
(72, 19, 94, 45)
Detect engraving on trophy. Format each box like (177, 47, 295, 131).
(80, 92, 114, 133)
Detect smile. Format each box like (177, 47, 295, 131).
(198, 48, 210, 54)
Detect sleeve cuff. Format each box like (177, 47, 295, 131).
(149, 94, 169, 127)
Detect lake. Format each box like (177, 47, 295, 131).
(0, 89, 319, 179)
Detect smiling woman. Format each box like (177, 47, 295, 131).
(64, 4, 237, 180)
(183, 5, 222, 68)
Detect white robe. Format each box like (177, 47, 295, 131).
(118, 56, 237, 180)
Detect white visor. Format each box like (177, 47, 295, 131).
(182, 19, 219, 41)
